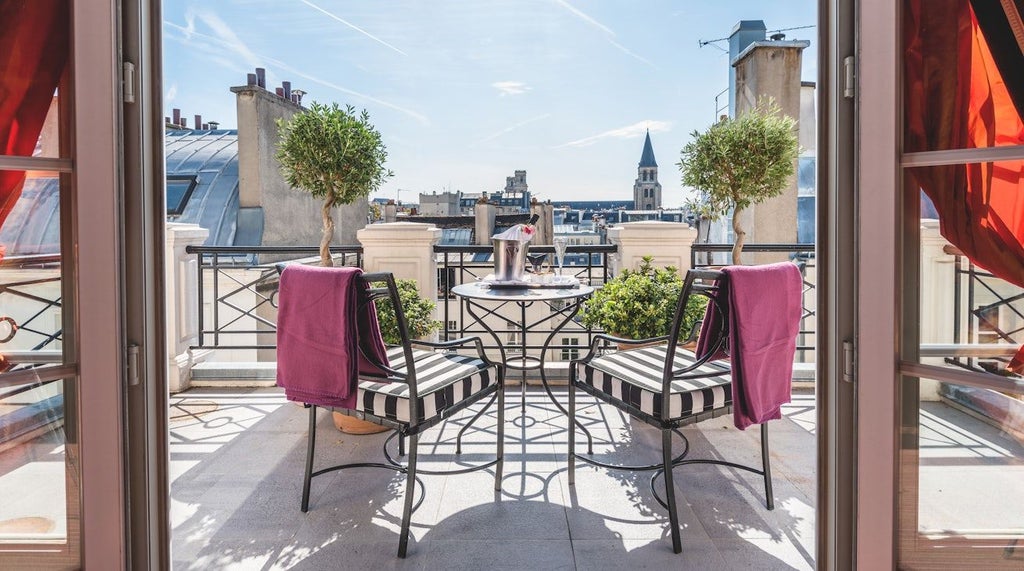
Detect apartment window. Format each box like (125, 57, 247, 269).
(166, 175, 198, 216)
(560, 337, 579, 361)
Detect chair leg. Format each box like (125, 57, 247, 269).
(661, 428, 682, 554)
(495, 369, 505, 491)
(398, 433, 405, 457)
(761, 423, 775, 510)
(301, 405, 317, 512)
(567, 373, 576, 486)
(397, 432, 419, 558)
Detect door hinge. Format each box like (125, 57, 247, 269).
(842, 339, 856, 384)
(122, 61, 136, 104)
(843, 55, 856, 99)
(127, 343, 140, 386)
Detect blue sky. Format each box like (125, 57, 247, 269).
(163, 0, 816, 205)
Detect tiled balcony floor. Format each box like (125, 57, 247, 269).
(170, 387, 818, 570)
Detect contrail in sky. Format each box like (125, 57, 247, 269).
(299, 0, 407, 56)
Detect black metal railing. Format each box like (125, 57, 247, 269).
(691, 243, 817, 356)
(950, 254, 1023, 373)
(0, 254, 63, 359)
(435, 244, 617, 363)
(186, 245, 363, 350)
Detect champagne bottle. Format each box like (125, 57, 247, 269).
(521, 213, 540, 241)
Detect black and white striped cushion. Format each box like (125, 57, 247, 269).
(356, 346, 495, 423)
(576, 345, 731, 420)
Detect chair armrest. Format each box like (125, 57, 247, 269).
(409, 336, 495, 367)
(574, 333, 670, 365)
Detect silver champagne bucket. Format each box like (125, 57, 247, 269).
(492, 238, 528, 281)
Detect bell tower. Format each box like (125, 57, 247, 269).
(633, 130, 662, 210)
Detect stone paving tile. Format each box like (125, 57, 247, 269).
(171, 386, 819, 569)
(570, 538, 728, 570)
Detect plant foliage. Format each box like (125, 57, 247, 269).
(276, 102, 392, 204)
(276, 102, 392, 265)
(374, 279, 440, 345)
(581, 256, 708, 341)
(677, 99, 799, 264)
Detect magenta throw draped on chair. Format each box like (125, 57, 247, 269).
(697, 262, 803, 430)
(276, 265, 390, 408)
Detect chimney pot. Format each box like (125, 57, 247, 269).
(275, 87, 284, 97)
(165, 116, 170, 125)
(247, 73, 257, 86)
(202, 123, 209, 130)
(172, 108, 181, 124)
(282, 81, 292, 100)
(255, 67, 266, 88)
(208, 121, 220, 130)
(195, 115, 202, 130)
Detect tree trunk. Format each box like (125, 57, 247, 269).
(320, 195, 336, 267)
(731, 207, 745, 265)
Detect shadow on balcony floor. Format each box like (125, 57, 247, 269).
(170, 387, 818, 570)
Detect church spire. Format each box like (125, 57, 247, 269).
(638, 129, 658, 168)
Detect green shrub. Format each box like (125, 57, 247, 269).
(374, 279, 440, 345)
(581, 256, 707, 341)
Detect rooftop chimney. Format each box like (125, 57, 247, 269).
(247, 73, 257, 86)
(292, 89, 306, 105)
(255, 67, 266, 88)
(208, 120, 220, 129)
(275, 87, 284, 97)
(282, 81, 291, 100)
(770, 32, 786, 41)
(194, 115, 202, 130)
(172, 108, 181, 125)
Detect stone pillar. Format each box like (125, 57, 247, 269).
(606, 221, 698, 277)
(358, 222, 442, 302)
(475, 202, 496, 245)
(733, 38, 809, 263)
(165, 223, 211, 393)
(384, 201, 398, 223)
(919, 220, 956, 401)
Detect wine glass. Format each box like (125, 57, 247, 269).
(526, 253, 548, 277)
(553, 237, 568, 277)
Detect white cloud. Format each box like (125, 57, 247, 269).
(165, 83, 178, 102)
(557, 120, 671, 148)
(492, 81, 530, 97)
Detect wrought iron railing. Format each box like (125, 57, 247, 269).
(0, 254, 63, 364)
(434, 244, 617, 363)
(950, 253, 1023, 374)
(186, 245, 363, 350)
(690, 243, 817, 356)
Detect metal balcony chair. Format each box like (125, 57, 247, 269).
(281, 270, 505, 558)
(568, 268, 776, 554)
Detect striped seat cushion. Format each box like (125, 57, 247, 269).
(576, 345, 731, 421)
(356, 346, 495, 423)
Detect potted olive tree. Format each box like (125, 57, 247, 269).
(276, 102, 392, 267)
(678, 99, 799, 265)
(581, 257, 707, 347)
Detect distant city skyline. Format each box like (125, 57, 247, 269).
(163, 0, 817, 206)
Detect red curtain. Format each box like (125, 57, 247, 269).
(0, 0, 70, 229)
(905, 0, 1024, 372)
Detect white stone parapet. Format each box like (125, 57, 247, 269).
(358, 222, 442, 302)
(606, 221, 698, 276)
(165, 223, 210, 393)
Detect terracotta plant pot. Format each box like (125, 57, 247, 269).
(332, 412, 390, 435)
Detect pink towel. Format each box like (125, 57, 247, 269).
(696, 263, 803, 430)
(276, 265, 390, 408)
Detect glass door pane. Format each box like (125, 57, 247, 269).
(0, 2, 78, 566)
